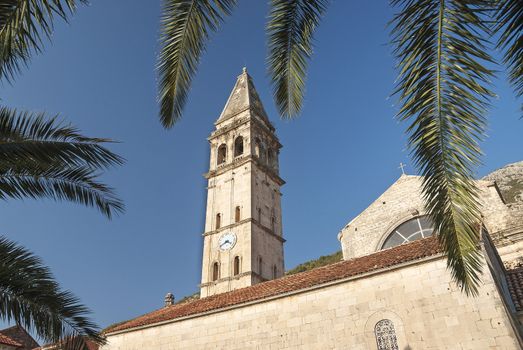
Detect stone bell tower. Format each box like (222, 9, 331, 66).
(200, 68, 285, 298)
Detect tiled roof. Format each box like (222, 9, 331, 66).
(0, 333, 22, 348)
(105, 236, 442, 334)
(35, 337, 99, 350)
(0, 326, 39, 350)
(506, 266, 523, 312)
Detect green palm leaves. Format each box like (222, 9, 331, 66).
(267, 0, 328, 118)
(0, 0, 85, 80)
(0, 2, 122, 347)
(0, 107, 124, 218)
(158, 0, 236, 128)
(391, 0, 495, 294)
(0, 236, 103, 350)
(496, 0, 523, 107)
(158, 0, 521, 294)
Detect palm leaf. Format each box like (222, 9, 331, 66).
(0, 0, 86, 81)
(157, 0, 236, 128)
(267, 0, 328, 118)
(391, 0, 495, 295)
(0, 106, 124, 218)
(495, 0, 522, 111)
(0, 236, 105, 350)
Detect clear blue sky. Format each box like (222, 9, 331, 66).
(1, 1, 521, 331)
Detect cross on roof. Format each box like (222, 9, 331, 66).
(399, 162, 407, 175)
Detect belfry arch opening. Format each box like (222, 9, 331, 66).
(234, 136, 244, 157)
(217, 144, 227, 165)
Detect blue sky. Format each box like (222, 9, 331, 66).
(1, 1, 521, 331)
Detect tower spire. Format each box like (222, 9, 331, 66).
(216, 68, 271, 125)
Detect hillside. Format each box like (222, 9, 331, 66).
(483, 161, 523, 203)
(285, 251, 343, 275)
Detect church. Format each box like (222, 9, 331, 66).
(101, 69, 523, 349)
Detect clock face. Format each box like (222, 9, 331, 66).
(218, 232, 237, 251)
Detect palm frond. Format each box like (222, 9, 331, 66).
(0, 236, 105, 350)
(0, 107, 123, 169)
(157, 0, 236, 128)
(0, 0, 86, 81)
(495, 0, 522, 110)
(267, 0, 328, 118)
(0, 106, 124, 218)
(391, 0, 495, 295)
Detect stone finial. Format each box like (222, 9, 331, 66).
(164, 292, 174, 307)
(242, 67, 247, 74)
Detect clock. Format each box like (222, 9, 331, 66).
(218, 232, 237, 251)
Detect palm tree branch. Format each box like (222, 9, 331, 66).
(0, 163, 124, 218)
(494, 0, 522, 114)
(0, 0, 86, 81)
(0, 236, 104, 350)
(267, 0, 328, 118)
(157, 0, 236, 128)
(391, 0, 495, 295)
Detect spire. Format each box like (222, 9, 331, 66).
(217, 68, 270, 124)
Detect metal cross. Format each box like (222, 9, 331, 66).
(399, 162, 406, 175)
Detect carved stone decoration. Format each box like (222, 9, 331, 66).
(375, 319, 399, 350)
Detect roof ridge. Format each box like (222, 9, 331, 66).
(105, 236, 442, 334)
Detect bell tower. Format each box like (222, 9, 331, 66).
(200, 68, 285, 298)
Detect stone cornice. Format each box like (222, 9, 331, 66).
(199, 271, 267, 288)
(203, 218, 286, 243)
(204, 156, 285, 186)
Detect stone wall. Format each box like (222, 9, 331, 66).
(104, 257, 519, 350)
(338, 175, 523, 267)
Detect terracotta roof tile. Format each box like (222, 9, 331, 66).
(506, 266, 523, 312)
(0, 333, 22, 347)
(36, 337, 99, 350)
(0, 326, 39, 350)
(105, 236, 442, 334)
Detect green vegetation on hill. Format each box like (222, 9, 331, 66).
(176, 292, 200, 304)
(286, 251, 343, 275)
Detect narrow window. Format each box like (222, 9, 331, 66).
(235, 206, 241, 223)
(375, 319, 399, 350)
(257, 207, 262, 223)
(272, 265, 277, 279)
(212, 262, 219, 281)
(217, 144, 227, 165)
(216, 213, 221, 229)
(234, 136, 244, 157)
(254, 138, 261, 158)
(233, 256, 241, 276)
(271, 216, 275, 232)
(258, 256, 263, 276)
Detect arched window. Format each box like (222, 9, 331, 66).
(234, 136, 244, 157)
(212, 262, 220, 281)
(258, 256, 263, 276)
(272, 265, 277, 279)
(381, 215, 434, 250)
(257, 207, 262, 224)
(215, 213, 221, 230)
(235, 206, 241, 223)
(233, 256, 241, 276)
(374, 319, 399, 350)
(217, 144, 227, 165)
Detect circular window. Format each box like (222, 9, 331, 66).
(381, 216, 434, 249)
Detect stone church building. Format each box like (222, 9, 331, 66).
(102, 70, 523, 349)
